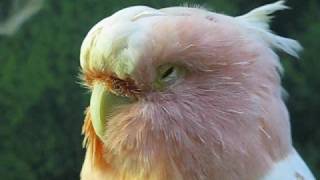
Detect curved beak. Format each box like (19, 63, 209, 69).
(90, 82, 134, 139)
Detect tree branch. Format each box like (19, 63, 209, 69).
(0, 0, 43, 36)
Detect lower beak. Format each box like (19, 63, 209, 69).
(90, 82, 134, 139)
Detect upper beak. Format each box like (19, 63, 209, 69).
(90, 82, 134, 139)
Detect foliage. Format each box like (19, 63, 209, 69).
(0, 0, 319, 179)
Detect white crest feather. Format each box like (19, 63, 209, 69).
(262, 150, 315, 180)
(236, 1, 302, 58)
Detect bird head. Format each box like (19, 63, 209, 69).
(79, 1, 302, 179)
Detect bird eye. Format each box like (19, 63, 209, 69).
(161, 66, 175, 80)
(154, 64, 185, 90)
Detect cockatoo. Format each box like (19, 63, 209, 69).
(79, 1, 315, 179)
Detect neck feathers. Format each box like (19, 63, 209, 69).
(81, 109, 113, 178)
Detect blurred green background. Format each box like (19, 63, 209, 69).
(0, 0, 319, 179)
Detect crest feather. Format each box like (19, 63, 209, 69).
(236, 1, 302, 58)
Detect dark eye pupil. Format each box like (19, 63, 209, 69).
(161, 67, 174, 79)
